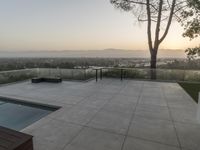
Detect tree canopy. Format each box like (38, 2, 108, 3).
(181, 0, 200, 60)
(181, 0, 200, 39)
(110, 0, 187, 69)
(185, 46, 200, 60)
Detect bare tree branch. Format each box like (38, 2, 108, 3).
(154, 0, 163, 51)
(174, 5, 188, 14)
(146, 0, 153, 54)
(159, 0, 176, 43)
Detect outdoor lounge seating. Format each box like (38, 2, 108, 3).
(32, 77, 62, 83)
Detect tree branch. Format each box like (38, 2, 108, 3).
(146, 0, 153, 54)
(174, 5, 188, 14)
(129, 0, 147, 5)
(129, 0, 159, 12)
(159, 0, 176, 43)
(154, 0, 163, 51)
(175, 1, 187, 6)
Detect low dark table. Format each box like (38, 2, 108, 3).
(32, 77, 62, 83)
(115, 68, 125, 81)
(0, 126, 33, 150)
(93, 67, 126, 81)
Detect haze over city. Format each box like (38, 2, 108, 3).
(0, 1, 200, 150)
(0, 0, 199, 53)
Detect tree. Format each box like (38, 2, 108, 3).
(110, 0, 185, 70)
(180, 0, 200, 60)
(181, 0, 200, 39)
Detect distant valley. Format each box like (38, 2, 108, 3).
(0, 49, 186, 58)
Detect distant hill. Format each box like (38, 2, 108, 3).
(0, 49, 186, 58)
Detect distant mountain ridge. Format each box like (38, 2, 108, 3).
(0, 49, 186, 58)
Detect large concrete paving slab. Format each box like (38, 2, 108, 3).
(123, 137, 180, 150)
(0, 79, 198, 150)
(128, 116, 179, 147)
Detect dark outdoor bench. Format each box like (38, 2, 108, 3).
(0, 126, 33, 150)
(32, 77, 62, 83)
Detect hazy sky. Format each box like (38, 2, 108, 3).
(0, 0, 199, 51)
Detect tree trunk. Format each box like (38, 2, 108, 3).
(150, 51, 157, 69)
(150, 51, 157, 79)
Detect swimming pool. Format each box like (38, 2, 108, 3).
(0, 97, 59, 131)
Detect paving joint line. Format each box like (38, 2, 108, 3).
(61, 81, 126, 149)
(127, 134, 181, 149)
(120, 82, 144, 150)
(162, 86, 183, 150)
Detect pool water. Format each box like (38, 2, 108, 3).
(0, 99, 58, 131)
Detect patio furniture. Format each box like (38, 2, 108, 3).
(93, 67, 126, 82)
(93, 67, 103, 82)
(32, 77, 62, 83)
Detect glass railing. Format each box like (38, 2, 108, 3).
(0, 69, 38, 84)
(102, 68, 200, 82)
(0, 68, 199, 85)
(37, 68, 96, 81)
(0, 68, 96, 84)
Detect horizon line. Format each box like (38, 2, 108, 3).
(0, 48, 185, 52)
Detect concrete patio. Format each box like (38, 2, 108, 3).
(0, 79, 199, 150)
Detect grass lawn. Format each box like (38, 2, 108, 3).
(178, 82, 200, 103)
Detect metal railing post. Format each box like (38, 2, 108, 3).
(121, 69, 123, 81)
(96, 69, 98, 82)
(197, 92, 200, 123)
(100, 69, 103, 80)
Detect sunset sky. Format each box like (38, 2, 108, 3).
(0, 0, 199, 51)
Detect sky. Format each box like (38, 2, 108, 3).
(0, 0, 199, 51)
